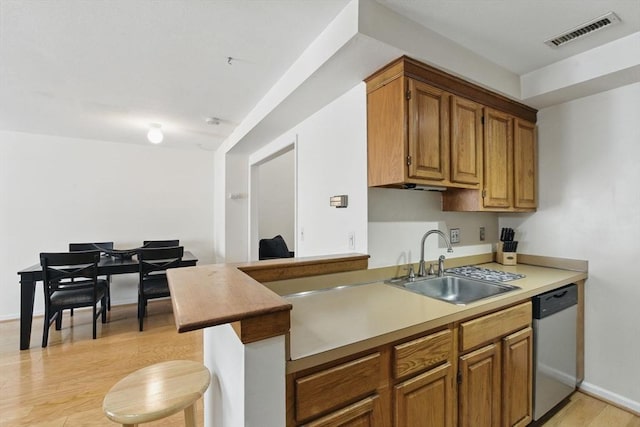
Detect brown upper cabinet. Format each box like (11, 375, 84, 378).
(365, 56, 538, 212)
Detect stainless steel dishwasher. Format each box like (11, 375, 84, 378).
(533, 283, 578, 421)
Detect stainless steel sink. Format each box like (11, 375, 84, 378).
(386, 275, 520, 305)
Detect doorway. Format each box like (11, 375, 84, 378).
(249, 143, 296, 261)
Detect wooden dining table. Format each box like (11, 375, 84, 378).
(16, 251, 198, 350)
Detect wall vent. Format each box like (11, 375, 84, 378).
(545, 12, 621, 48)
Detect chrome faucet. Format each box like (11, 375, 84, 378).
(418, 230, 454, 277)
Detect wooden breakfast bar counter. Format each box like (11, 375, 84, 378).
(167, 253, 370, 338)
(166, 253, 370, 427)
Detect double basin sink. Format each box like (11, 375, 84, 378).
(386, 274, 521, 305)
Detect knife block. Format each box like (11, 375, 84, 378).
(496, 242, 517, 265)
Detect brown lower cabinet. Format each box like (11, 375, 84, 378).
(288, 302, 533, 427)
(501, 328, 533, 427)
(458, 343, 502, 427)
(457, 303, 533, 427)
(457, 327, 533, 427)
(394, 362, 454, 427)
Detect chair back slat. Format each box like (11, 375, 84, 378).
(46, 264, 96, 284)
(40, 251, 100, 285)
(138, 246, 184, 276)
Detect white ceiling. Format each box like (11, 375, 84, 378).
(1, 0, 638, 151)
(380, 0, 640, 75)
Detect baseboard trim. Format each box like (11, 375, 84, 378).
(579, 382, 640, 416)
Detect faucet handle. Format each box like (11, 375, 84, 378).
(404, 265, 416, 281)
(427, 264, 435, 276)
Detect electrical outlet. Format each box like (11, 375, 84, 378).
(480, 226, 485, 241)
(450, 228, 460, 244)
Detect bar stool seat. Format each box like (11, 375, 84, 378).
(103, 360, 210, 427)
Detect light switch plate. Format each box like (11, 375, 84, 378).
(330, 195, 348, 208)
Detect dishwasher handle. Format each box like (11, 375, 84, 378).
(550, 289, 568, 299)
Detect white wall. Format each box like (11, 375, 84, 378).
(0, 131, 215, 320)
(295, 83, 368, 256)
(368, 188, 498, 268)
(223, 152, 250, 262)
(500, 82, 640, 411)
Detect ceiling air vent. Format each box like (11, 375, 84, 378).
(545, 12, 621, 48)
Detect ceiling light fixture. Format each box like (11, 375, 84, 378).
(206, 117, 221, 125)
(147, 123, 163, 144)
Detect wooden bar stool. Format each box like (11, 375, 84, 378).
(103, 360, 210, 427)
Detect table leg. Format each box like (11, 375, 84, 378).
(20, 279, 36, 350)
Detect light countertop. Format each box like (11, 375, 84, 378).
(286, 262, 586, 372)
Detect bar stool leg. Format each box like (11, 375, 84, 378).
(184, 403, 196, 427)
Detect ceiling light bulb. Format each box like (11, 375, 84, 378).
(147, 123, 163, 144)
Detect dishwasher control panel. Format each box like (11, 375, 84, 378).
(533, 283, 578, 319)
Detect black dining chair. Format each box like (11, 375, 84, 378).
(259, 235, 294, 260)
(136, 246, 184, 331)
(143, 240, 179, 249)
(69, 242, 113, 310)
(40, 250, 107, 347)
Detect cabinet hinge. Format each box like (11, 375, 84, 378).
(406, 89, 411, 100)
(457, 371, 462, 385)
(407, 155, 412, 166)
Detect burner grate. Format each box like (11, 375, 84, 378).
(445, 266, 525, 282)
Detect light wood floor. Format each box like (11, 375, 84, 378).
(1, 302, 638, 426)
(0, 300, 203, 426)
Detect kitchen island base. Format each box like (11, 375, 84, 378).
(204, 324, 285, 427)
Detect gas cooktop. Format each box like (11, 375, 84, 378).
(444, 266, 525, 282)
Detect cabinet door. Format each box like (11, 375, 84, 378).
(458, 344, 501, 427)
(394, 362, 453, 427)
(513, 119, 537, 210)
(483, 108, 513, 208)
(408, 79, 450, 182)
(450, 96, 483, 186)
(367, 77, 407, 187)
(305, 395, 382, 427)
(502, 327, 533, 427)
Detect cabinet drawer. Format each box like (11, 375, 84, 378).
(459, 302, 531, 352)
(296, 353, 381, 422)
(304, 395, 381, 427)
(394, 329, 452, 379)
